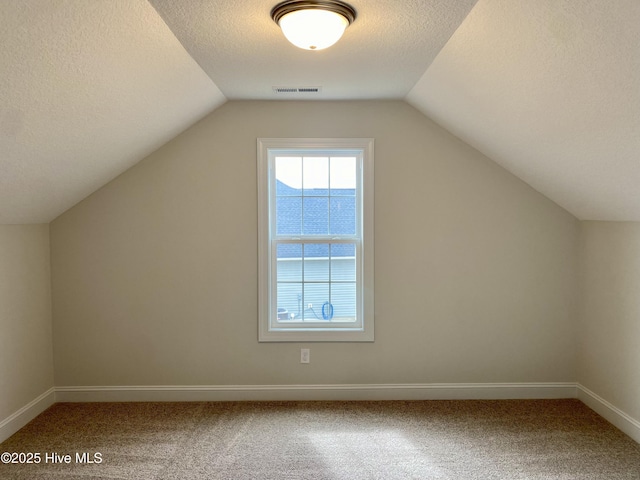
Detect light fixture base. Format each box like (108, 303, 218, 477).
(271, 0, 357, 27)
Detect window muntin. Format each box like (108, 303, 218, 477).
(258, 139, 374, 342)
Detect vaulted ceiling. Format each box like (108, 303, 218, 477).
(1, 0, 638, 223)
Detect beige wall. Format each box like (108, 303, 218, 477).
(50, 100, 579, 387)
(0, 225, 54, 420)
(579, 222, 640, 422)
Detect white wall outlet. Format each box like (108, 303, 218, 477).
(300, 348, 310, 364)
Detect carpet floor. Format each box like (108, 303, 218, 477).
(1, 399, 639, 479)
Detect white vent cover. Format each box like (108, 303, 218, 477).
(273, 86, 322, 94)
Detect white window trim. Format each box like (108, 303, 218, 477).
(257, 138, 374, 342)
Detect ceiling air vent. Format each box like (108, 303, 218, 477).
(273, 86, 322, 94)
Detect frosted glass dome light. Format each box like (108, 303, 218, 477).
(271, 1, 356, 51)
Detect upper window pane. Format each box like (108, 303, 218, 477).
(276, 157, 302, 195)
(277, 155, 357, 237)
(329, 197, 356, 235)
(330, 157, 356, 195)
(303, 197, 329, 235)
(276, 197, 302, 235)
(303, 157, 329, 195)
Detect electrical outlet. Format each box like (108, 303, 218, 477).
(300, 348, 310, 364)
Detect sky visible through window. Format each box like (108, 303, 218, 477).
(275, 156, 356, 190)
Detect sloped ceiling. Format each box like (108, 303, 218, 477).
(0, 0, 225, 224)
(1, 0, 638, 223)
(408, 0, 640, 221)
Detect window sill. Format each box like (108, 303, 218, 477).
(258, 327, 374, 343)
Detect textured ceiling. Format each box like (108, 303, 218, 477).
(0, 0, 225, 224)
(1, 0, 638, 223)
(407, 0, 640, 221)
(149, 0, 478, 100)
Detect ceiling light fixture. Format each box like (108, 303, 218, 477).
(271, 0, 357, 51)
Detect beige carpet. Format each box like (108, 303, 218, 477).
(1, 399, 639, 479)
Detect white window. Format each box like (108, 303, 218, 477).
(257, 138, 374, 342)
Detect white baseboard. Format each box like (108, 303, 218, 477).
(577, 384, 640, 444)
(0, 388, 56, 444)
(55, 382, 577, 403)
(11, 384, 640, 446)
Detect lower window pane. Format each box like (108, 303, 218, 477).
(277, 282, 302, 321)
(330, 283, 357, 321)
(330, 244, 356, 282)
(303, 283, 330, 321)
(277, 244, 302, 282)
(274, 240, 359, 325)
(304, 243, 329, 281)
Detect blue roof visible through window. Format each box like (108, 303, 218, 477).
(276, 180, 356, 258)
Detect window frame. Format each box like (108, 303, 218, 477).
(257, 138, 374, 342)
